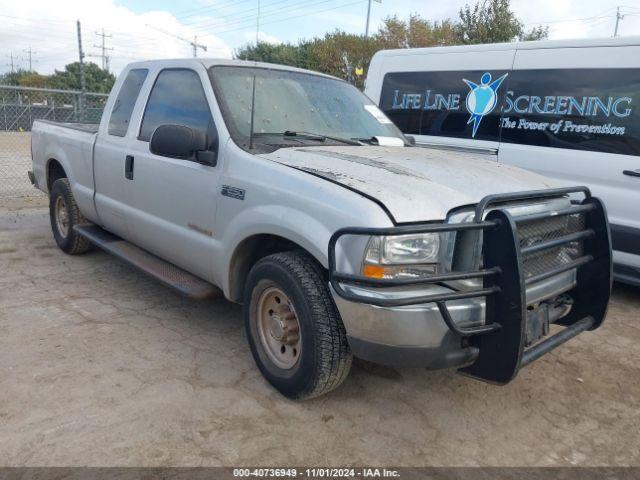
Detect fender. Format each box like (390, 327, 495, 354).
(219, 204, 334, 300)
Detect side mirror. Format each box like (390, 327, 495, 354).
(150, 124, 217, 166)
(404, 135, 416, 146)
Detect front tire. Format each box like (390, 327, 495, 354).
(49, 178, 91, 255)
(244, 251, 352, 400)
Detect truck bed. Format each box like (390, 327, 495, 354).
(35, 119, 99, 134)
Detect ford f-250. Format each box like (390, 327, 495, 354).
(30, 59, 612, 399)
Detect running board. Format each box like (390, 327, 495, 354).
(73, 224, 221, 300)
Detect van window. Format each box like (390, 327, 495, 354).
(379, 70, 509, 142)
(501, 68, 640, 156)
(108, 69, 148, 137)
(139, 69, 214, 142)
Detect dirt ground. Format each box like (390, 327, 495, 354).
(0, 196, 639, 467)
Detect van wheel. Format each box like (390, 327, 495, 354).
(49, 178, 91, 255)
(244, 251, 352, 400)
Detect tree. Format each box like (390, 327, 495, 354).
(308, 31, 382, 88)
(18, 72, 49, 88)
(457, 0, 548, 44)
(0, 69, 32, 86)
(376, 14, 458, 48)
(48, 62, 116, 93)
(235, 41, 313, 69)
(232, 0, 547, 87)
(1, 62, 115, 93)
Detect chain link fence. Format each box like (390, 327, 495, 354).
(0, 85, 108, 198)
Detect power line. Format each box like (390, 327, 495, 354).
(523, 6, 619, 25)
(175, 0, 253, 18)
(213, 0, 367, 36)
(182, 0, 295, 27)
(176, 0, 255, 20)
(187, 0, 346, 32)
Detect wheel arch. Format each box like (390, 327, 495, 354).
(46, 158, 67, 192)
(227, 233, 326, 303)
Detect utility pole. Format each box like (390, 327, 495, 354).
(77, 20, 87, 122)
(614, 6, 624, 37)
(93, 28, 113, 71)
(6, 52, 19, 73)
(365, 0, 381, 38)
(256, 0, 261, 45)
(22, 46, 37, 71)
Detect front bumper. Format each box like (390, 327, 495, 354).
(331, 287, 483, 368)
(329, 187, 612, 384)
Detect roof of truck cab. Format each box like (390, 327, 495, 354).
(372, 36, 640, 58)
(123, 58, 342, 81)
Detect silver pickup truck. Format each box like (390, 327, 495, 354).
(30, 59, 613, 399)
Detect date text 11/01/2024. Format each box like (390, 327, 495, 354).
(232, 468, 400, 478)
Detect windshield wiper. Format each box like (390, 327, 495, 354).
(282, 130, 361, 146)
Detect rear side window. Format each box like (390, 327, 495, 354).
(138, 69, 213, 142)
(108, 69, 148, 137)
(379, 70, 509, 142)
(501, 68, 640, 156)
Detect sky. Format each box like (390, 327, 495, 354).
(1, 0, 640, 76)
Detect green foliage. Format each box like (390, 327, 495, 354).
(457, 0, 549, 44)
(308, 31, 383, 89)
(0, 62, 115, 93)
(48, 62, 116, 93)
(235, 41, 313, 69)
(234, 0, 547, 86)
(376, 14, 458, 48)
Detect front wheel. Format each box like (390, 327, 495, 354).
(244, 251, 352, 400)
(49, 178, 92, 255)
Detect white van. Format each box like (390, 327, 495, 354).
(365, 37, 640, 286)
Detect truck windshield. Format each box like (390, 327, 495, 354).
(209, 65, 407, 152)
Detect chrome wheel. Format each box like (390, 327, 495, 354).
(256, 286, 301, 370)
(54, 196, 69, 237)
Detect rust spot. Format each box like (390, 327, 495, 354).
(188, 224, 214, 237)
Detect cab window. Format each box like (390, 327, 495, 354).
(138, 69, 214, 142)
(108, 68, 148, 137)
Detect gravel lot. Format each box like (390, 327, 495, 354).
(0, 196, 639, 467)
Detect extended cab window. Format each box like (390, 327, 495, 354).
(108, 68, 148, 137)
(139, 69, 214, 142)
(501, 68, 640, 156)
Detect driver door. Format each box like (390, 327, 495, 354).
(122, 66, 221, 282)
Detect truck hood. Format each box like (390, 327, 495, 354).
(260, 146, 557, 223)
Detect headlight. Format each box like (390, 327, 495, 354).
(363, 233, 441, 279)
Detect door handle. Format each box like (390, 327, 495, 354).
(623, 169, 640, 178)
(125, 155, 134, 180)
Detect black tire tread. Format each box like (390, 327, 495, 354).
(50, 178, 92, 255)
(248, 251, 352, 399)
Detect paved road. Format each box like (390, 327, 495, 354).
(1, 198, 639, 467)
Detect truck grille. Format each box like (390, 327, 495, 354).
(517, 211, 586, 281)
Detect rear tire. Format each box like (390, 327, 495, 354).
(244, 251, 352, 400)
(49, 178, 92, 255)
